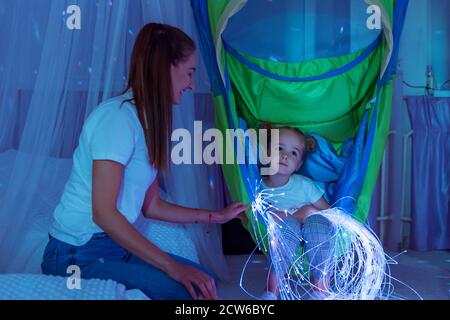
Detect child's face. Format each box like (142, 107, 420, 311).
(272, 129, 305, 176)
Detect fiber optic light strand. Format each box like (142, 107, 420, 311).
(241, 181, 423, 300)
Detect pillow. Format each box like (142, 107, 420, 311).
(298, 132, 349, 182)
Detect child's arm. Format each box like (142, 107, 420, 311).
(265, 209, 289, 219)
(292, 197, 330, 223)
(292, 205, 318, 223)
(312, 197, 330, 210)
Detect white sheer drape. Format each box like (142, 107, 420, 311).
(0, 0, 229, 280)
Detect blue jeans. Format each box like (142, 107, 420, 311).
(41, 233, 216, 300)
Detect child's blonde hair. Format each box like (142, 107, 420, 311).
(258, 122, 317, 159)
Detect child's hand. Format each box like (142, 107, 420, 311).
(292, 205, 320, 224)
(274, 210, 289, 219)
(213, 203, 250, 224)
(265, 209, 288, 219)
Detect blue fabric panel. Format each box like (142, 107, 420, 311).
(380, 0, 409, 84)
(191, 0, 226, 96)
(330, 111, 369, 212)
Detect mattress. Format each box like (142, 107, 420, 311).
(0, 273, 149, 300)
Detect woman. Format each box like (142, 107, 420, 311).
(41, 23, 248, 300)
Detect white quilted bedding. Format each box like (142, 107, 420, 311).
(0, 273, 149, 300)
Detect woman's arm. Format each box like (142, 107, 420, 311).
(92, 160, 216, 300)
(142, 179, 249, 224)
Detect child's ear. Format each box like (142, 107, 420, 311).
(305, 136, 317, 152)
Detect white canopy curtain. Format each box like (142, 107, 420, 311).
(0, 0, 230, 281)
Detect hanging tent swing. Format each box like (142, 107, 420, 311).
(192, 0, 408, 250)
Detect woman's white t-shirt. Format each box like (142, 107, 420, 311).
(262, 174, 324, 215)
(50, 92, 157, 246)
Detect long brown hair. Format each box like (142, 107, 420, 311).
(123, 23, 195, 171)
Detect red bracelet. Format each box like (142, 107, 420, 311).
(206, 211, 212, 234)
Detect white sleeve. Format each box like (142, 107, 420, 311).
(89, 108, 136, 165)
(305, 178, 324, 204)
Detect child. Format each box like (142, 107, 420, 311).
(259, 125, 336, 300)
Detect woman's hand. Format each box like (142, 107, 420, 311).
(213, 202, 250, 224)
(165, 261, 217, 300)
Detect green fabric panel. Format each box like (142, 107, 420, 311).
(207, 0, 229, 46)
(350, 0, 394, 221)
(206, 0, 396, 252)
(214, 41, 389, 253)
(365, 0, 393, 23)
(212, 94, 269, 250)
(206, 0, 270, 250)
(354, 80, 394, 222)
(212, 95, 244, 202)
(375, 0, 394, 21)
(226, 44, 381, 146)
